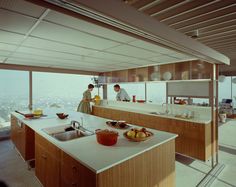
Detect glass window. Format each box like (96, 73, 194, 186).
(32, 72, 100, 110)
(146, 82, 166, 104)
(0, 70, 29, 126)
(107, 83, 145, 101)
(219, 76, 231, 102)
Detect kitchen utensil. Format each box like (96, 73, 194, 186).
(150, 72, 160, 81)
(15, 110, 34, 118)
(163, 71, 172, 80)
(106, 121, 130, 129)
(96, 129, 118, 146)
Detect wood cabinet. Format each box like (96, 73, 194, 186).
(11, 115, 35, 161)
(35, 133, 61, 187)
(61, 152, 96, 187)
(92, 106, 212, 161)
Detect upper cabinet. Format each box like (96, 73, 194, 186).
(99, 60, 213, 84)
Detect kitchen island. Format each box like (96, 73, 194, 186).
(11, 110, 177, 187)
(92, 101, 213, 161)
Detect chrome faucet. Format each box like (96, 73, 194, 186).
(71, 120, 82, 129)
(70, 120, 93, 134)
(162, 103, 169, 114)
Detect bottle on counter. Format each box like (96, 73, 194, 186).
(132, 95, 136, 102)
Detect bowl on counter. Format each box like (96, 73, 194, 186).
(56, 113, 69, 119)
(95, 129, 119, 146)
(137, 100, 146, 103)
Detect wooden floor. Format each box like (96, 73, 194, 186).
(0, 138, 41, 187)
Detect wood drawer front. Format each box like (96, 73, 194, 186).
(61, 152, 96, 187)
(35, 133, 60, 158)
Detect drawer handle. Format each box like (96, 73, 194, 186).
(72, 166, 77, 172)
(71, 182, 77, 186)
(41, 155, 47, 159)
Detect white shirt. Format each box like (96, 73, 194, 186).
(116, 88, 130, 101)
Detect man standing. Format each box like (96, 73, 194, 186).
(114, 84, 130, 101)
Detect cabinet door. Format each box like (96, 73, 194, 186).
(35, 143, 47, 186)
(61, 152, 79, 187)
(35, 133, 61, 187)
(45, 152, 61, 187)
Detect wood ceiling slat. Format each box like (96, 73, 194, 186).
(208, 41, 236, 48)
(210, 44, 236, 50)
(199, 33, 236, 43)
(198, 28, 236, 39)
(176, 13, 236, 32)
(129, 0, 156, 9)
(154, 0, 213, 21)
(184, 20, 236, 34)
(171, 5, 236, 29)
(142, 0, 184, 15)
(163, 0, 236, 25)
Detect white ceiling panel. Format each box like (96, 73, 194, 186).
(0, 42, 18, 52)
(0, 0, 46, 18)
(16, 46, 84, 60)
(105, 44, 157, 59)
(30, 21, 120, 50)
(126, 59, 156, 65)
(0, 57, 6, 62)
(88, 51, 137, 63)
(149, 55, 179, 63)
(167, 53, 195, 60)
(0, 9, 37, 34)
(0, 30, 24, 44)
(0, 50, 11, 56)
(45, 11, 136, 43)
(23, 37, 96, 56)
(129, 40, 180, 55)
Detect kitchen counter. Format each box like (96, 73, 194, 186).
(12, 110, 177, 174)
(97, 101, 212, 124)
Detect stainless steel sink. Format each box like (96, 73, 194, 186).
(149, 112, 167, 115)
(42, 124, 94, 141)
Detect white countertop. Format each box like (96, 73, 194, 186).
(12, 109, 177, 174)
(94, 104, 211, 124)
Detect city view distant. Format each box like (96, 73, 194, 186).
(0, 70, 233, 125)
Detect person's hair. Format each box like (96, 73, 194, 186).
(114, 84, 120, 89)
(88, 84, 94, 89)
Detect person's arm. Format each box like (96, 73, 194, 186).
(116, 92, 121, 101)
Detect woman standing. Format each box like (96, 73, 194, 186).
(77, 84, 94, 114)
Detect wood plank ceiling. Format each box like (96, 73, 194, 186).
(124, 0, 236, 74)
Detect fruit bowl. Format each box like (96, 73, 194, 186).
(56, 113, 69, 119)
(123, 128, 153, 142)
(96, 129, 119, 146)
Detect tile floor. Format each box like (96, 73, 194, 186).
(0, 120, 236, 187)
